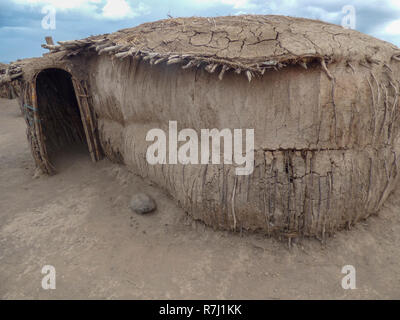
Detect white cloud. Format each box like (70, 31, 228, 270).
(384, 19, 400, 35)
(102, 0, 150, 19)
(193, 0, 255, 10)
(220, 0, 253, 9)
(102, 0, 133, 19)
(11, 0, 151, 19)
(12, 0, 102, 10)
(389, 0, 400, 9)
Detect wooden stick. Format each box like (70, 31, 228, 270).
(72, 79, 96, 162)
(45, 36, 54, 45)
(231, 176, 238, 232)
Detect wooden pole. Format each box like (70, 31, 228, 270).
(45, 36, 54, 45)
(72, 78, 96, 162)
(31, 80, 55, 174)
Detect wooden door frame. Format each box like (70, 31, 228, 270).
(25, 68, 103, 174)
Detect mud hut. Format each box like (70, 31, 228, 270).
(0, 63, 22, 98)
(4, 15, 400, 239)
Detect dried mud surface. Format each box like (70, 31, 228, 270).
(1, 98, 400, 299)
(106, 15, 399, 66)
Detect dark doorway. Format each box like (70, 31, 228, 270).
(36, 69, 89, 165)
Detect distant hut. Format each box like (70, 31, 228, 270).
(0, 63, 22, 98)
(2, 15, 400, 239)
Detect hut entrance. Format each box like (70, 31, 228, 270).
(35, 68, 102, 171)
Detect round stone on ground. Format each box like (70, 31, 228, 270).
(129, 193, 157, 214)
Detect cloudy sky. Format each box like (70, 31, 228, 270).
(1, 0, 400, 63)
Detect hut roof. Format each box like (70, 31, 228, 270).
(0, 63, 9, 75)
(107, 15, 398, 62)
(0, 62, 23, 85)
(50, 15, 400, 68)
(4, 15, 400, 84)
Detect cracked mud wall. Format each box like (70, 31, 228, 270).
(85, 54, 400, 238)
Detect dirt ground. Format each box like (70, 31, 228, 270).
(0, 97, 399, 299)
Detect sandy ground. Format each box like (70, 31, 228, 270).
(1, 97, 400, 300)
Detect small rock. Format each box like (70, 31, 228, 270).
(129, 193, 156, 214)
